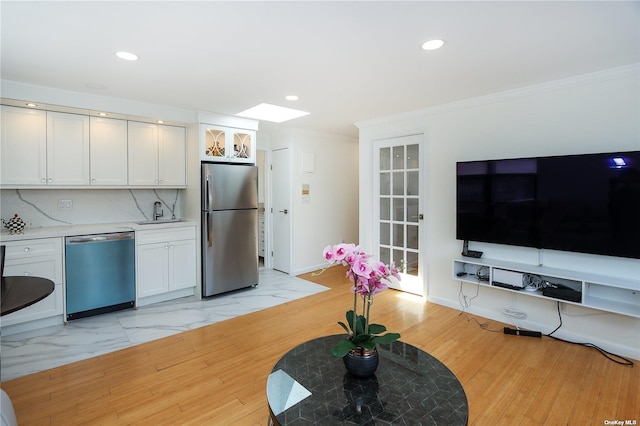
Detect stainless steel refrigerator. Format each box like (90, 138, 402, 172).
(201, 163, 259, 297)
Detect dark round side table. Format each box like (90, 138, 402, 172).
(1, 276, 55, 316)
(267, 335, 468, 425)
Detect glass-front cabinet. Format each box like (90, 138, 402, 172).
(200, 124, 256, 163)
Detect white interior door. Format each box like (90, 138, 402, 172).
(373, 135, 425, 295)
(271, 148, 291, 273)
(256, 150, 268, 265)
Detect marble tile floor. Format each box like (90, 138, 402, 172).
(0, 268, 328, 382)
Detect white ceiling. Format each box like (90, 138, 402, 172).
(1, 1, 639, 138)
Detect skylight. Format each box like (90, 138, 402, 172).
(236, 103, 310, 123)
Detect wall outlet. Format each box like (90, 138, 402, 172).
(58, 199, 73, 210)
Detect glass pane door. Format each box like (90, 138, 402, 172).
(233, 132, 252, 159)
(374, 135, 424, 295)
(204, 127, 226, 159)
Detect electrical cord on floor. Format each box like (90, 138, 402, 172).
(458, 282, 502, 333)
(546, 302, 634, 366)
(458, 280, 479, 310)
(501, 307, 528, 321)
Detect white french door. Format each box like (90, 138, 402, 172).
(373, 134, 425, 295)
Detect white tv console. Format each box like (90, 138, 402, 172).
(453, 257, 640, 318)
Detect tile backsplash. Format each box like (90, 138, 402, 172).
(1, 189, 182, 228)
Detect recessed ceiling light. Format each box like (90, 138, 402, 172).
(236, 103, 310, 123)
(285, 95, 299, 101)
(421, 39, 445, 51)
(157, 120, 164, 124)
(98, 112, 108, 117)
(115, 51, 139, 61)
(25, 103, 38, 107)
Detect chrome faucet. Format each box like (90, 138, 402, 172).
(153, 201, 164, 221)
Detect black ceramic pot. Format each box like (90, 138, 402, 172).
(343, 347, 379, 378)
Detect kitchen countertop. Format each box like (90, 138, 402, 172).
(0, 220, 198, 242)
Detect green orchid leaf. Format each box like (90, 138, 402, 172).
(332, 338, 356, 358)
(345, 311, 357, 334)
(368, 324, 387, 335)
(360, 340, 377, 350)
(337, 321, 351, 334)
(345, 310, 355, 327)
(346, 310, 367, 336)
(371, 333, 401, 345)
(352, 334, 369, 345)
(355, 315, 366, 336)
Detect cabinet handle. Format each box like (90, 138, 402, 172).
(24, 247, 30, 252)
(92, 179, 96, 183)
(24, 272, 31, 276)
(48, 177, 53, 182)
(41, 178, 46, 183)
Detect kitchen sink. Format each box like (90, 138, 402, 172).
(136, 219, 183, 225)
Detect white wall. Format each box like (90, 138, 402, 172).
(357, 64, 640, 359)
(271, 128, 359, 274)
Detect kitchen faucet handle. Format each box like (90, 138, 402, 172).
(153, 201, 164, 220)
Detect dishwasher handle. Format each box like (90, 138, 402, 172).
(66, 232, 134, 244)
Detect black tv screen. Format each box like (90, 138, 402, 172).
(456, 151, 640, 259)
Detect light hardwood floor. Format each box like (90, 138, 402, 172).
(1, 267, 638, 425)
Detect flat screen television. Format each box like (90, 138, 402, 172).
(456, 150, 640, 259)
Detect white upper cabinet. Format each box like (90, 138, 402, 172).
(128, 121, 159, 186)
(158, 125, 186, 186)
(47, 111, 90, 185)
(1, 106, 47, 186)
(128, 121, 186, 187)
(200, 124, 256, 164)
(0, 106, 90, 186)
(1, 103, 186, 188)
(90, 117, 128, 186)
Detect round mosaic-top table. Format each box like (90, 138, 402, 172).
(267, 335, 468, 425)
(1, 276, 55, 316)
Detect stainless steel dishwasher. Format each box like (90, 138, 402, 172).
(65, 232, 135, 320)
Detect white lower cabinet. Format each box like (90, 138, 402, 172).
(136, 226, 197, 303)
(1, 237, 64, 331)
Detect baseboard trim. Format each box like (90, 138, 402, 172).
(428, 295, 639, 361)
(292, 263, 334, 277)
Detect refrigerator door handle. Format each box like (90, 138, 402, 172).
(205, 175, 212, 211)
(207, 211, 213, 247)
